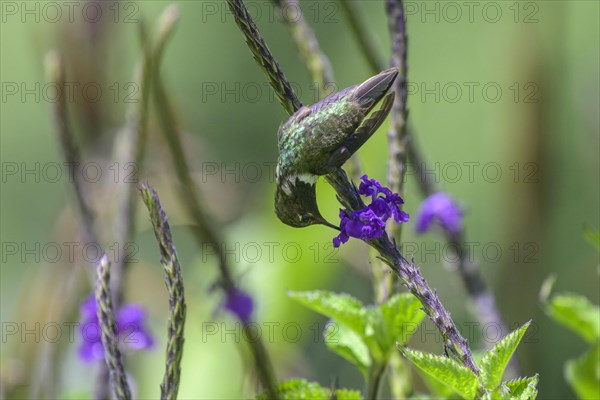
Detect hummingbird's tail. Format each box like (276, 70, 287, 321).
(351, 67, 399, 111)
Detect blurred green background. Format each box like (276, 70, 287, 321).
(1, 0, 598, 398)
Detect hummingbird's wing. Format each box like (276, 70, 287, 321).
(326, 91, 395, 169)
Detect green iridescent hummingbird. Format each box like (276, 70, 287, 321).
(275, 67, 398, 229)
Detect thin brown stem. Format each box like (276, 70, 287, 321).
(226, 0, 302, 115)
(341, 1, 515, 375)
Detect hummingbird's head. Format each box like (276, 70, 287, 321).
(274, 174, 338, 229)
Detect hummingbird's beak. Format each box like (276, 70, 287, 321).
(352, 67, 399, 110)
(321, 219, 340, 231)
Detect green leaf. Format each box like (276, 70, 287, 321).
(565, 343, 600, 399)
(325, 321, 372, 377)
(409, 394, 454, 400)
(256, 379, 328, 400)
(334, 389, 365, 400)
(360, 293, 426, 363)
(288, 291, 367, 335)
(256, 379, 364, 400)
(400, 347, 479, 399)
(546, 293, 600, 343)
(583, 225, 600, 251)
(504, 375, 539, 399)
(381, 293, 426, 347)
(418, 371, 457, 398)
(361, 308, 385, 361)
(480, 376, 538, 400)
(479, 385, 510, 400)
(480, 321, 531, 390)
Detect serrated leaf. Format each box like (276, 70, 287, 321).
(565, 343, 600, 399)
(583, 225, 600, 251)
(480, 385, 510, 400)
(362, 308, 386, 361)
(256, 379, 365, 400)
(256, 379, 329, 400)
(289, 291, 367, 335)
(361, 294, 426, 363)
(325, 321, 371, 377)
(546, 293, 600, 343)
(381, 293, 426, 347)
(418, 370, 457, 398)
(504, 375, 539, 399)
(481, 376, 538, 400)
(480, 321, 531, 390)
(401, 347, 479, 399)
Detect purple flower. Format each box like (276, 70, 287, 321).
(334, 175, 409, 247)
(78, 295, 154, 363)
(415, 192, 463, 235)
(359, 174, 391, 200)
(224, 287, 254, 324)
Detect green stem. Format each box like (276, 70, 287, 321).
(139, 183, 187, 400)
(367, 363, 386, 400)
(95, 255, 131, 400)
(226, 0, 302, 115)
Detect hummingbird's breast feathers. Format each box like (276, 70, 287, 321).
(276, 171, 317, 196)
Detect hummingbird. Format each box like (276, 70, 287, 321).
(275, 67, 398, 229)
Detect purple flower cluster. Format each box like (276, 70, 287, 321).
(415, 192, 463, 235)
(333, 175, 409, 247)
(78, 295, 154, 362)
(224, 287, 254, 324)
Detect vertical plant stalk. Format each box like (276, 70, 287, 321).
(326, 168, 480, 376)
(362, 4, 411, 394)
(151, 9, 279, 398)
(95, 254, 131, 400)
(385, 0, 409, 230)
(370, 0, 411, 310)
(45, 50, 114, 399)
(45, 50, 98, 249)
(152, 74, 280, 400)
(151, 24, 234, 290)
(367, 363, 387, 400)
(111, 20, 153, 307)
(152, 80, 280, 400)
(371, 0, 408, 330)
(139, 183, 186, 400)
(226, 0, 302, 115)
(344, 0, 514, 370)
